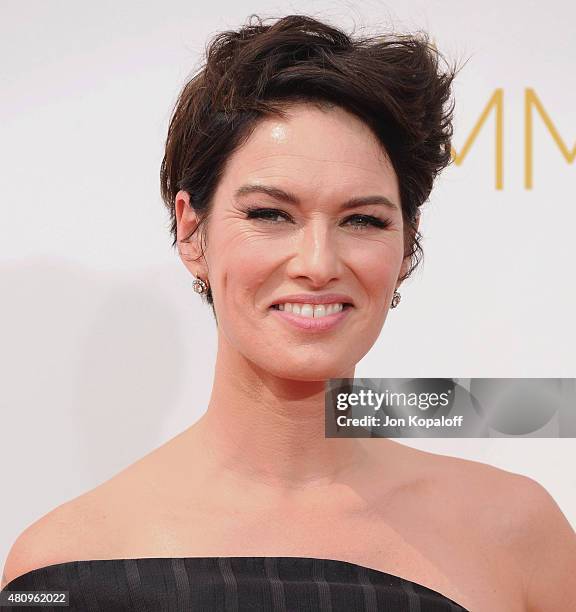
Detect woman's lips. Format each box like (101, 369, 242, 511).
(268, 304, 352, 331)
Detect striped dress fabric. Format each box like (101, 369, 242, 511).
(2, 556, 470, 611)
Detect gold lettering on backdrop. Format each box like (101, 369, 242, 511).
(450, 89, 504, 190)
(525, 88, 576, 189)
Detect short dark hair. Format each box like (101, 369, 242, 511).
(160, 14, 460, 308)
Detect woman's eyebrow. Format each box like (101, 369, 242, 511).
(234, 183, 399, 211)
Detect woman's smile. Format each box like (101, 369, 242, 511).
(268, 302, 354, 332)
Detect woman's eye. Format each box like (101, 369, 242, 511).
(245, 207, 291, 223)
(344, 214, 390, 230)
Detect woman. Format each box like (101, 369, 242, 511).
(2, 14, 575, 612)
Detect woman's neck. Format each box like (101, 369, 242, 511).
(188, 337, 371, 492)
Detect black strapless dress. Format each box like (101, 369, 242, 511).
(1, 556, 470, 611)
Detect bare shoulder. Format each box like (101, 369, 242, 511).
(1, 434, 185, 589)
(1, 466, 146, 589)
(412, 445, 569, 535)
(1, 494, 98, 589)
(404, 445, 576, 611)
(490, 469, 576, 612)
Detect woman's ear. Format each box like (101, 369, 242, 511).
(174, 190, 207, 275)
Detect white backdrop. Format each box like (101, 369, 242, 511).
(1, 0, 575, 566)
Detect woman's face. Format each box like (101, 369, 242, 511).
(176, 102, 412, 380)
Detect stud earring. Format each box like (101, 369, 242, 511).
(192, 276, 208, 294)
(391, 290, 401, 308)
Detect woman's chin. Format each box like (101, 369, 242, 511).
(261, 359, 355, 382)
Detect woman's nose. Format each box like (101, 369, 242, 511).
(285, 222, 343, 286)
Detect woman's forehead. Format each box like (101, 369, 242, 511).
(248, 103, 384, 154)
(222, 105, 396, 188)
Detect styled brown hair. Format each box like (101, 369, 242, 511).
(160, 14, 459, 308)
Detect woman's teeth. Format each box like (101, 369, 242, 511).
(275, 303, 345, 318)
